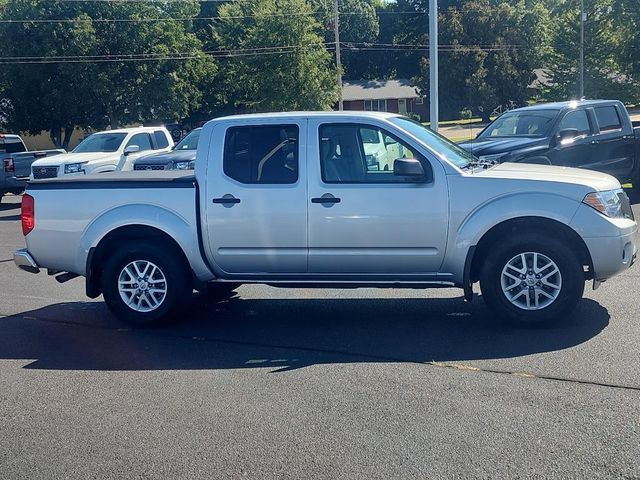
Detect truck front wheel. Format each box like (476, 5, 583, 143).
(479, 233, 585, 326)
(101, 241, 191, 326)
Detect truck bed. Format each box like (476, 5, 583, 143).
(24, 170, 209, 280)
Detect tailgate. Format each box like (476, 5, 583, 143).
(13, 150, 64, 178)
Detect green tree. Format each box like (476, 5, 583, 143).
(0, 0, 214, 148)
(544, 0, 638, 102)
(211, 0, 338, 112)
(417, 0, 551, 121)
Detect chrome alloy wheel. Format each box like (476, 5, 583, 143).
(118, 260, 167, 313)
(500, 252, 562, 311)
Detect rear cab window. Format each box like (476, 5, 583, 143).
(594, 105, 623, 132)
(223, 125, 298, 184)
(0, 136, 27, 154)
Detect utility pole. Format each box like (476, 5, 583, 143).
(579, 0, 585, 98)
(429, 0, 438, 132)
(334, 0, 343, 110)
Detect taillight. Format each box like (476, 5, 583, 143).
(2, 157, 13, 173)
(21, 193, 34, 236)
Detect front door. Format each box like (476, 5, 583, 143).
(307, 119, 449, 276)
(548, 107, 596, 168)
(398, 98, 408, 116)
(204, 120, 307, 275)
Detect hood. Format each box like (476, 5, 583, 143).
(31, 152, 117, 167)
(459, 136, 547, 155)
(474, 162, 621, 193)
(134, 149, 196, 166)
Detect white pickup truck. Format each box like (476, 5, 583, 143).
(30, 126, 173, 179)
(14, 112, 637, 327)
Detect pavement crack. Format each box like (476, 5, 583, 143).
(6, 312, 640, 392)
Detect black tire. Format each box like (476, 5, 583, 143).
(101, 240, 192, 327)
(479, 233, 585, 326)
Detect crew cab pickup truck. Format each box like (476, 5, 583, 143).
(30, 126, 173, 179)
(133, 128, 201, 171)
(1, 133, 64, 201)
(459, 100, 640, 190)
(14, 112, 637, 327)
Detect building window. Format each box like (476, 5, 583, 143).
(364, 99, 387, 112)
(415, 97, 424, 105)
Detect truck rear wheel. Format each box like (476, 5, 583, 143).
(101, 241, 191, 326)
(479, 233, 585, 326)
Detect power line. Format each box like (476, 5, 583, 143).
(0, 43, 334, 64)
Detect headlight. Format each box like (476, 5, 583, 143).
(174, 161, 192, 170)
(64, 162, 86, 174)
(478, 153, 508, 163)
(583, 189, 630, 218)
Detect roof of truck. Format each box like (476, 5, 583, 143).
(91, 126, 169, 135)
(212, 111, 400, 122)
(506, 100, 622, 113)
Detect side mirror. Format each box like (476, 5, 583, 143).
(124, 145, 140, 156)
(557, 128, 581, 144)
(393, 158, 428, 182)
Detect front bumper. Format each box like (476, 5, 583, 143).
(583, 228, 637, 281)
(14, 248, 40, 274)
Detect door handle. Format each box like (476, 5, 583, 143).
(311, 196, 341, 204)
(213, 195, 240, 205)
(591, 140, 599, 145)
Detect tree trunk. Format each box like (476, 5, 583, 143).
(62, 127, 74, 151)
(49, 128, 62, 148)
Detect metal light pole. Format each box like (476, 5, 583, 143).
(429, 0, 438, 132)
(579, 0, 585, 98)
(334, 0, 343, 110)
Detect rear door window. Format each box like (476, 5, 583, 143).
(594, 106, 622, 132)
(223, 125, 298, 184)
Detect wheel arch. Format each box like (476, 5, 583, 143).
(86, 224, 191, 298)
(468, 216, 593, 288)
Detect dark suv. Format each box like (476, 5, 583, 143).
(459, 100, 640, 190)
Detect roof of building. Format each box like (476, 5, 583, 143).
(342, 79, 421, 101)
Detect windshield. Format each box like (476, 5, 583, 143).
(174, 129, 201, 150)
(479, 110, 559, 138)
(73, 133, 127, 153)
(390, 117, 476, 169)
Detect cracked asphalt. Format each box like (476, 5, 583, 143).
(0, 193, 639, 479)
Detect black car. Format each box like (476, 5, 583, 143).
(459, 100, 640, 190)
(134, 128, 201, 171)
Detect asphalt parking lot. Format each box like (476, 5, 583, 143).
(0, 193, 639, 479)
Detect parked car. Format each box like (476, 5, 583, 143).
(134, 128, 201, 171)
(30, 126, 173, 179)
(0, 133, 64, 202)
(15, 112, 637, 327)
(459, 100, 640, 191)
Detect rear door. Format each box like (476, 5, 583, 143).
(590, 104, 635, 180)
(204, 120, 307, 275)
(307, 119, 449, 276)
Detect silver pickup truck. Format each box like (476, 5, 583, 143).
(14, 112, 638, 326)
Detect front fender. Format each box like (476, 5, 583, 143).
(78, 204, 214, 281)
(441, 192, 582, 282)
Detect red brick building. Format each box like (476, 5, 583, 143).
(339, 79, 429, 121)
